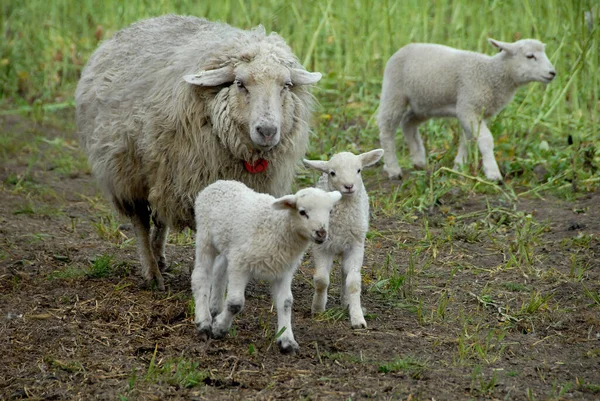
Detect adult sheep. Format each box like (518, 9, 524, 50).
(76, 15, 322, 290)
(378, 38, 556, 181)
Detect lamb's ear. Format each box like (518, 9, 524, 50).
(291, 68, 322, 85)
(488, 38, 516, 55)
(302, 159, 329, 173)
(272, 194, 297, 210)
(328, 191, 342, 204)
(359, 149, 384, 168)
(183, 66, 235, 87)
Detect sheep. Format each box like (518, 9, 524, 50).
(192, 180, 342, 354)
(378, 38, 556, 181)
(303, 149, 384, 329)
(75, 15, 322, 290)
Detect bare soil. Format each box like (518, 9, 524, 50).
(1, 115, 599, 401)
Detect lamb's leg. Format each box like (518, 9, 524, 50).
(458, 114, 502, 181)
(378, 93, 407, 179)
(151, 216, 169, 271)
(209, 255, 228, 317)
(212, 268, 249, 339)
(272, 270, 299, 354)
(454, 131, 468, 169)
(129, 201, 165, 291)
(401, 113, 427, 170)
(191, 234, 216, 340)
(342, 245, 367, 329)
(311, 251, 334, 314)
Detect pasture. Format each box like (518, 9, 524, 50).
(1, 1, 599, 400)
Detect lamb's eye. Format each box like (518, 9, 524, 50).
(235, 79, 246, 90)
(284, 81, 293, 90)
(299, 209, 308, 218)
(329, 171, 336, 177)
(526, 53, 536, 60)
(357, 168, 362, 174)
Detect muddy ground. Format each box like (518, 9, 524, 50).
(1, 115, 599, 400)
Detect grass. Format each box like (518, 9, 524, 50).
(378, 356, 428, 379)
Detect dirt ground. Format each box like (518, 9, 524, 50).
(1, 115, 599, 401)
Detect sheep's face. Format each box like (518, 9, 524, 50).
(303, 149, 384, 197)
(184, 60, 321, 152)
(272, 188, 342, 244)
(489, 38, 556, 85)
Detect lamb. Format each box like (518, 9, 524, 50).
(378, 38, 556, 181)
(192, 180, 342, 354)
(303, 149, 384, 329)
(75, 15, 322, 290)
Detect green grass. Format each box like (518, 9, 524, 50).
(378, 355, 428, 379)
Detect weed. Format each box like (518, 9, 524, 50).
(88, 254, 114, 278)
(378, 356, 427, 379)
(146, 358, 208, 389)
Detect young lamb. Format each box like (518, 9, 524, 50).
(192, 180, 341, 354)
(303, 149, 384, 329)
(378, 38, 556, 181)
(76, 15, 322, 290)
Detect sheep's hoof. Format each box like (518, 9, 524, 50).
(383, 166, 403, 180)
(351, 320, 367, 329)
(195, 323, 212, 341)
(142, 276, 165, 291)
(277, 339, 299, 355)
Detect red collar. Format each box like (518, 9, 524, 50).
(244, 159, 268, 174)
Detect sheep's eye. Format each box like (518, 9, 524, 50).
(299, 209, 308, 218)
(284, 81, 293, 90)
(526, 53, 536, 60)
(329, 209, 334, 215)
(235, 79, 246, 90)
(357, 168, 362, 174)
(329, 171, 336, 177)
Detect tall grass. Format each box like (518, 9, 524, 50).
(1, 0, 598, 188)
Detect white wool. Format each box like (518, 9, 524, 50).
(378, 38, 556, 181)
(303, 149, 383, 329)
(191, 180, 341, 354)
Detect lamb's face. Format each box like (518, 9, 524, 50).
(273, 188, 342, 244)
(303, 149, 384, 197)
(490, 38, 556, 85)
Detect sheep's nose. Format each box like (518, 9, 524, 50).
(256, 125, 277, 141)
(315, 228, 327, 240)
(549, 70, 556, 78)
(344, 184, 354, 191)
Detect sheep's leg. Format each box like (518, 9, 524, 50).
(458, 115, 502, 181)
(342, 245, 367, 329)
(401, 113, 427, 170)
(454, 131, 469, 168)
(212, 268, 249, 339)
(272, 270, 299, 354)
(209, 255, 228, 317)
(311, 251, 334, 314)
(129, 201, 165, 291)
(191, 235, 216, 340)
(378, 96, 406, 179)
(151, 216, 169, 271)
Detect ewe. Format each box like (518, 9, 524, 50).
(303, 149, 384, 329)
(378, 38, 556, 181)
(192, 180, 341, 354)
(76, 15, 321, 290)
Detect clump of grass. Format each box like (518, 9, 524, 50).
(378, 356, 428, 379)
(313, 306, 348, 323)
(146, 357, 208, 389)
(87, 254, 114, 278)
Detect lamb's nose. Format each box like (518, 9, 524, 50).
(256, 125, 277, 140)
(315, 228, 326, 239)
(344, 184, 354, 191)
(549, 70, 556, 78)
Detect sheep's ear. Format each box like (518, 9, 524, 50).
(183, 66, 235, 87)
(302, 159, 329, 173)
(359, 149, 384, 168)
(272, 195, 297, 210)
(290, 68, 322, 85)
(488, 38, 516, 55)
(328, 191, 342, 204)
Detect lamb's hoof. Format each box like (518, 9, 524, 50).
(195, 322, 212, 341)
(351, 320, 367, 329)
(277, 339, 300, 355)
(211, 326, 229, 339)
(383, 166, 403, 180)
(311, 305, 325, 315)
(142, 275, 165, 291)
